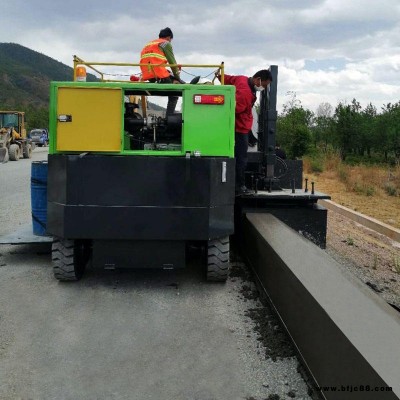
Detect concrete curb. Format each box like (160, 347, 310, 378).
(320, 199, 400, 243)
(243, 213, 400, 400)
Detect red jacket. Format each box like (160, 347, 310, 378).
(224, 74, 256, 134)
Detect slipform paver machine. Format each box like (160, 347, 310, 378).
(47, 58, 329, 282)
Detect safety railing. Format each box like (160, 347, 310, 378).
(73, 56, 225, 84)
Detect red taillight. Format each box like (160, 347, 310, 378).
(193, 95, 224, 105)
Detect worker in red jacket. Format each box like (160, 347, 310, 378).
(220, 70, 273, 194)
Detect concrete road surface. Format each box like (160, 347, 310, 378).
(0, 147, 48, 237)
(0, 148, 312, 400)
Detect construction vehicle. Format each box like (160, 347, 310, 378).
(46, 57, 328, 282)
(0, 111, 33, 163)
(29, 129, 49, 147)
(47, 58, 234, 281)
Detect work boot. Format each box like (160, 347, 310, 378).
(166, 96, 179, 115)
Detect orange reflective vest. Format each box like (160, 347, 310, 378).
(140, 38, 170, 80)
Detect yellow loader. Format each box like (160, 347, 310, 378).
(0, 111, 33, 163)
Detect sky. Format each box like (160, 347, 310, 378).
(1, 0, 400, 114)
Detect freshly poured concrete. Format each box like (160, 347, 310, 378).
(244, 213, 400, 400)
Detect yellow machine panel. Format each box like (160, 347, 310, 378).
(56, 87, 122, 152)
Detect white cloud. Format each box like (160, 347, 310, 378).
(0, 0, 399, 113)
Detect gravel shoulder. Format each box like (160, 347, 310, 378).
(325, 210, 400, 310)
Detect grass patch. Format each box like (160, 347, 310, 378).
(352, 181, 375, 196)
(393, 256, 400, 274)
(337, 164, 349, 184)
(373, 254, 378, 270)
(303, 151, 400, 229)
(309, 158, 324, 173)
(309, 152, 400, 197)
(345, 236, 354, 246)
(384, 183, 398, 196)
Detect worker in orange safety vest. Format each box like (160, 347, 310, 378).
(140, 27, 182, 115)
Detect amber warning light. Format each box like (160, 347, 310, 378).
(76, 66, 87, 82)
(193, 94, 224, 105)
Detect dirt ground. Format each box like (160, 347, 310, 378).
(307, 171, 400, 310)
(308, 170, 400, 229)
(326, 211, 400, 309)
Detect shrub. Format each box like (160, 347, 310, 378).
(310, 158, 324, 173)
(384, 183, 398, 196)
(352, 181, 375, 196)
(337, 164, 349, 183)
(365, 186, 375, 196)
(393, 256, 400, 274)
(302, 157, 312, 174)
(324, 151, 341, 171)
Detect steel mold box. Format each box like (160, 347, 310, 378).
(47, 154, 235, 241)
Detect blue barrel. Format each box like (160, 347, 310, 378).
(31, 161, 48, 236)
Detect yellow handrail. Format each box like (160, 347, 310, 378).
(73, 55, 225, 84)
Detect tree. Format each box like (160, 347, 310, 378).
(316, 102, 333, 119)
(333, 99, 362, 160)
(277, 92, 313, 158)
(25, 106, 49, 131)
(359, 103, 377, 157)
(375, 102, 400, 162)
(312, 102, 334, 150)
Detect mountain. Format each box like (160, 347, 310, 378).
(0, 43, 81, 108)
(0, 43, 165, 113)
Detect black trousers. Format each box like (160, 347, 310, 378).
(235, 132, 248, 188)
(148, 76, 178, 115)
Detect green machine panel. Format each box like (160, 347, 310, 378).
(49, 82, 235, 158)
(182, 86, 235, 157)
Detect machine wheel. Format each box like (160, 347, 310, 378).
(207, 236, 230, 282)
(52, 239, 91, 281)
(23, 143, 32, 159)
(9, 144, 20, 161)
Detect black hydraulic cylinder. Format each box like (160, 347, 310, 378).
(259, 65, 278, 179)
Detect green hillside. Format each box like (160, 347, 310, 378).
(0, 42, 96, 109)
(1, 43, 68, 108)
